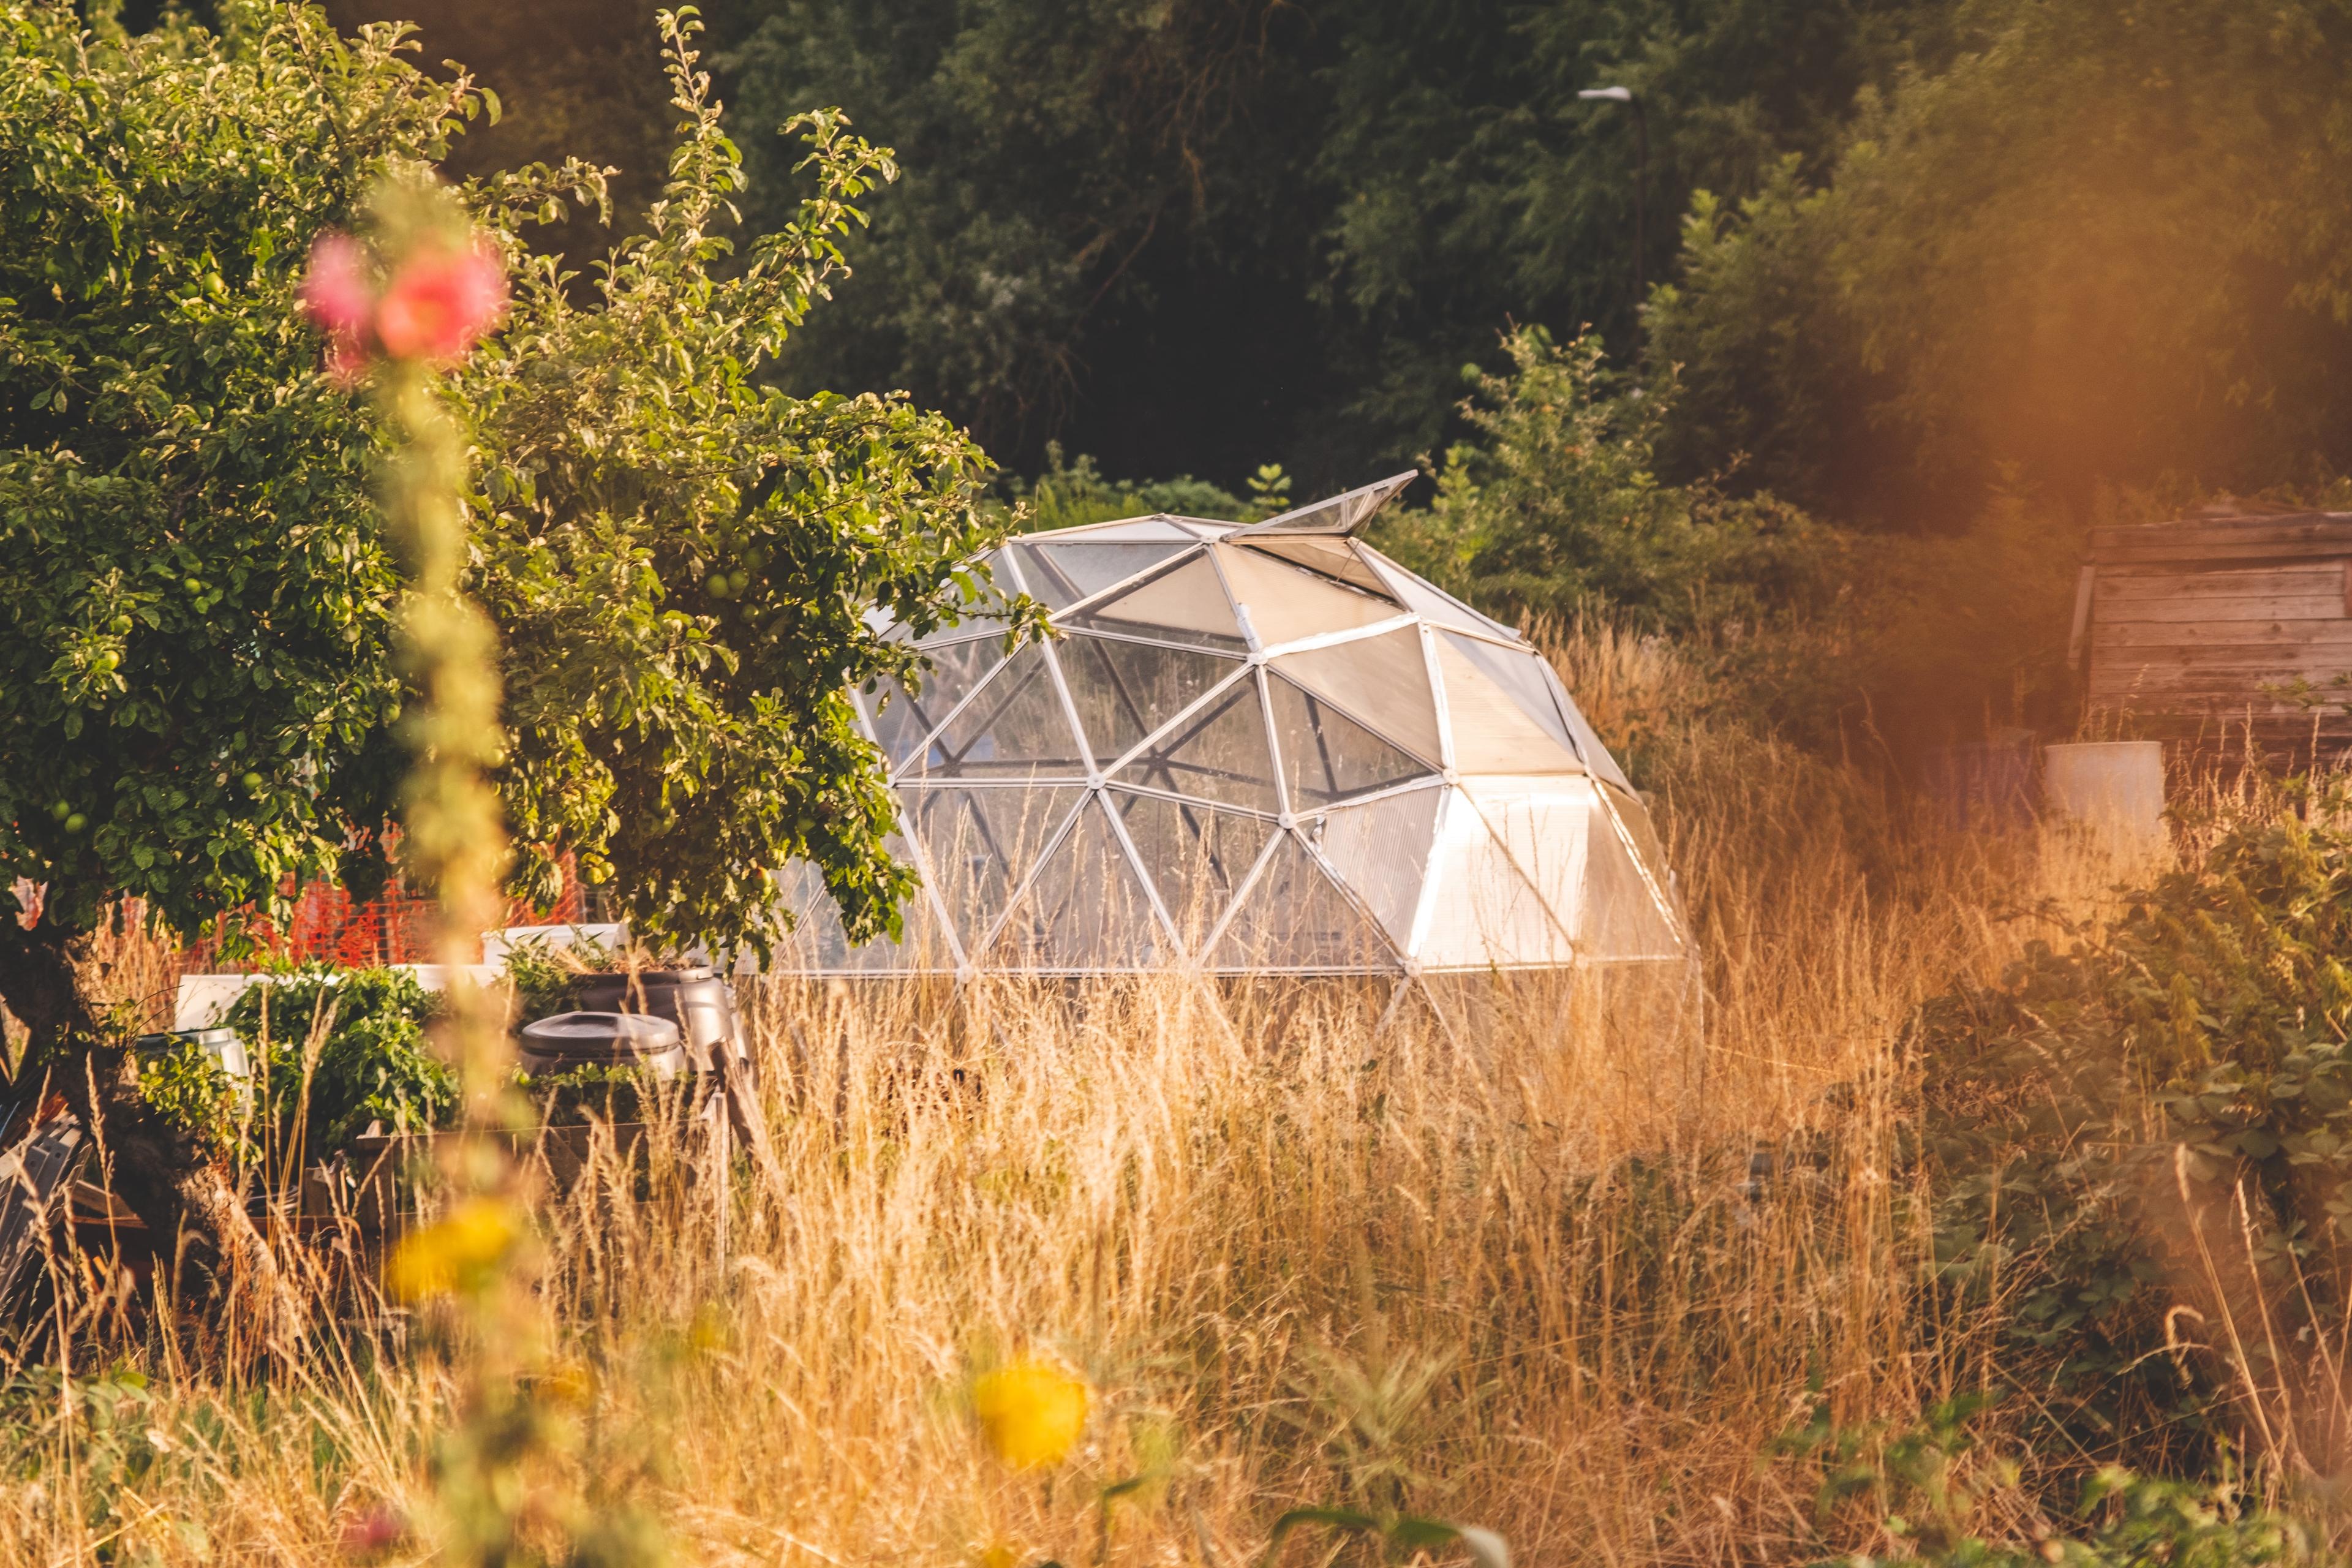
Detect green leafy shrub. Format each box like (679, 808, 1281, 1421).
(1372, 326, 1845, 633)
(131, 1038, 241, 1155)
(222, 967, 459, 1153)
(1779, 1393, 2310, 1568)
(1917, 780, 2352, 1461)
(1014, 445, 1252, 532)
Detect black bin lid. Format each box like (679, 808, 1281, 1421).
(518, 1011, 682, 1055)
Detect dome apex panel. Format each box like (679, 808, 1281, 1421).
(1212, 542, 1402, 648)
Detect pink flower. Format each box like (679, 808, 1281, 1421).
(374, 243, 507, 361)
(298, 230, 507, 379)
(299, 233, 372, 338)
(337, 1502, 407, 1555)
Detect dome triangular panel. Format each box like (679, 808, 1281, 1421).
(1112, 673, 1283, 812)
(1056, 634, 1240, 771)
(902, 644, 1087, 782)
(989, 797, 1167, 969)
(1209, 832, 1396, 971)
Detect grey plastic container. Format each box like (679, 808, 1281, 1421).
(517, 1011, 687, 1080)
(572, 968, 748, 1079)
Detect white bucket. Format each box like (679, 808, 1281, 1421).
(2043, 741, 2166, 843)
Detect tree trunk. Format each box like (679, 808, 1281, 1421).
(0, 908, 299, 1355)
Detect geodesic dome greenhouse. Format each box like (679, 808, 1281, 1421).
(767, 474, 1693, 981)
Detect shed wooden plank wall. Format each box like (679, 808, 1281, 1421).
(2084, 516, 2352, 759)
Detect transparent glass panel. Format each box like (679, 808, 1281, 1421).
(1415, 790, 1575, 968)
(1272, 627, 1442, 766)
(990, 796, 1167, 970)
(1358, 546, 1521, 639)
(1212, 543, 1401, 648)
(1439, 631, 1578, 756)
(1056, 635, 1239, 769)
(903, 785, 1082, 949)
(902, 644, 1087, 781)
(862, 636, 1009, 768)
(1237, 472, 1414, 537)
(1312, 785, 1442, 947)
(1268, 673, 1435, 809)
(1432, 636, 1582, 775)
(1578, 794, 1687, 960)
(1016, 541, 1191, 609)
(1111, 790, 1275, 950)
(1208, 831, 1396, 971)
(1113, 673, 1282, 812)
(1235, 536, 1396, 598)
(1065, 551, 1245, 652)
(768, 846, 956, 972)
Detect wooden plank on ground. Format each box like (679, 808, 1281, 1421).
(2095, 594, 2347, 625)
(2096, 565, 2346, 597)
(2095, 619, 2352, 648)
(2090, 517, 2352, 551)
(2091, 540, 2352, 566)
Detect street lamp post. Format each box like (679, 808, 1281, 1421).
(1578, 85, 1647, 349)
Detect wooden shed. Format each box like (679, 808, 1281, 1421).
(2075, 508, 2352, 761)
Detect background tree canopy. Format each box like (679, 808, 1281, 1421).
(273, 0, 2352, 535)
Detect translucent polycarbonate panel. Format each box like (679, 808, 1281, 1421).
(861, 636, 1008, 767)
(1432, 636, 1582, 775)
(1578, 790, 1687, 959)
(989, 795, 1167, 969)
(1212, 543, 1401, 648)
(1542, 662, 1632, 792)
(1056, 634, 1239, 770)
(1268, 673, 1435, 809)
(1235, 535, 1395, 597)
(1438, 631, 1579, 757)
(1312, 785, 1442, 948)
(1111, 790, 1274, 947)
(902, 644, 1087, 782)
(1112, 672, 1282, 812)
(1358, 546, 1521, 640)
(1414, 789, 1576, 968)
(903, 785, 1082, 949)
(1598, 778, 1684, 925)
(1065, 551, 1246, 652)
(1234, 471, 1415, 537)
(1208, 831, 1396, 971)
(1044, 517, 1199, 543)
(769, 846, 957, 972)
(1012, 540, 1190, 609)
(1272, 626, 1442, 766)
(1461, 775, 1600, 957)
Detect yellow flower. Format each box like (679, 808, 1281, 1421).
(971, 1357, 1090, 1471)
(384, 1195, 519, 1302)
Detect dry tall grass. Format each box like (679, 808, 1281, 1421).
(0, 624, 2191, 1566)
